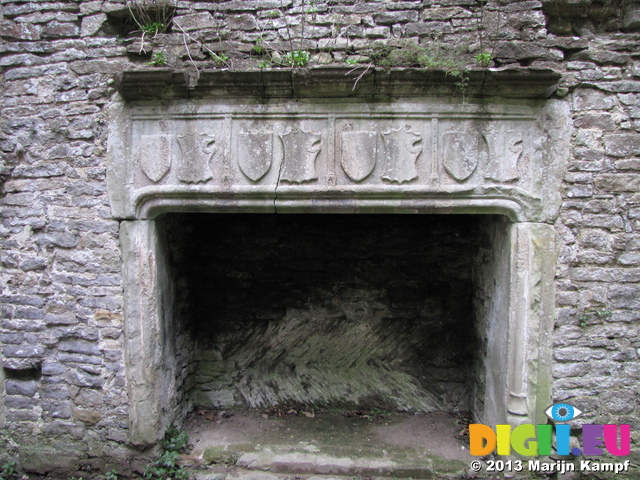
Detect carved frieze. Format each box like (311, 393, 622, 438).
(130, 116, 538, 189)
(111, 99, 570, 222)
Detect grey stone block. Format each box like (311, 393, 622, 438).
(5, 380, 38, 397)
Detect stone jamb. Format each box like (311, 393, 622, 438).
(0, 365, 5, 430)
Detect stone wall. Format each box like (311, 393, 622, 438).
(1, 0, 640, 476)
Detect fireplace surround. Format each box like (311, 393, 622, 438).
(107, 69, 569, 446)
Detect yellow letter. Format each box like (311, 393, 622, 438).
(496, 424, 512, 455)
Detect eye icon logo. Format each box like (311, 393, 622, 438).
(545, 403, 582, 422)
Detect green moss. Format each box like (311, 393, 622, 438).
(368, 39, 467, 77)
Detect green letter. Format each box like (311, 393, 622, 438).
(511, 424, 537, 456)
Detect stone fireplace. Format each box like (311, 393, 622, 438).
(108, 69, 569, 447)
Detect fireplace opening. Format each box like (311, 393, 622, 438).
(166, 213, 489, 413)
(142, 213, 514, 474)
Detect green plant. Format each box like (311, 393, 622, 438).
(0, 460, 16, 480)
(579, 307, 613, 326)
(149, 50, 167, 66)
(594, 308, 613, 319)
(253, 38, 267, 55)
(305, 1, 319, 15)
(144, 451, 189, 480)
(345, 57, 358, 65)
(476, 51, 492, 67)
(283, 50, 310, 67)
(141, 21, 167, 36)
(143, 426, 191, 480)
(105, 470, 119, 480)
(210, 51, 230, 67)
(258, 60, 271, 69)
(163, 425, 189, 453)
(126, 0, 174, 37)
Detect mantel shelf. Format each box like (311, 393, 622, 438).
(114, 66, 562, 101)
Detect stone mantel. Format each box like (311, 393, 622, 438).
(114, 67, 562, 100)
(107, 74, 571, 222)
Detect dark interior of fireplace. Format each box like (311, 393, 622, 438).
(160, 213, 492, 420)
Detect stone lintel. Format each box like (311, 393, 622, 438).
(107, 97, 570, 223)
(114, 67, 561, 101)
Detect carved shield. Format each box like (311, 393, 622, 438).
(237, 132, 273, 182)
(484, 132, 523, 183)
(341, 131, 377, 182)
(279, 128, 322, 183)
(442, 132, 484, 182)
(381, 128, 421, 184)
(138, 135, 171, 183)
(176, 133, 216, 183)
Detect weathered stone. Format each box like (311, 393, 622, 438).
(73, 388, 103, 407)
(574, 88, 615, 110)
(421, 7, 472, 20)
(595, 174, 640, 192)
(3, 345, 45, 359)
(622, 7, 640, 31)
(552, 362, 590, 378)
(226, 14, 258, 31)
(373, 11, 419, 24)
(603, 134, 640, 157)
(0, 0, 638, 475)
(41, 21, 80, 38)
(80, 13, 107, 37)
(19, 442, 83, 474)
(554, 347, 606, 362)
(494, 41, 548, 61)
(173, 12, 216, 32)
(66, 369, 104, 388)
(405, 21, 453, 36)
(0, 20, 41, 40)
(58, 339, 101, 356)
(574, 113, 616, 129)
(73, 408, 102, 425)
(5, 380, 38, 397)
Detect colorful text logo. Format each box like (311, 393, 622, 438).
(469, 403, 631, 457)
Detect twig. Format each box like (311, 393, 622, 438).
(138, 30, 147, 54)
(174, 22, 201, 82)
(347, 62, 373, 91)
